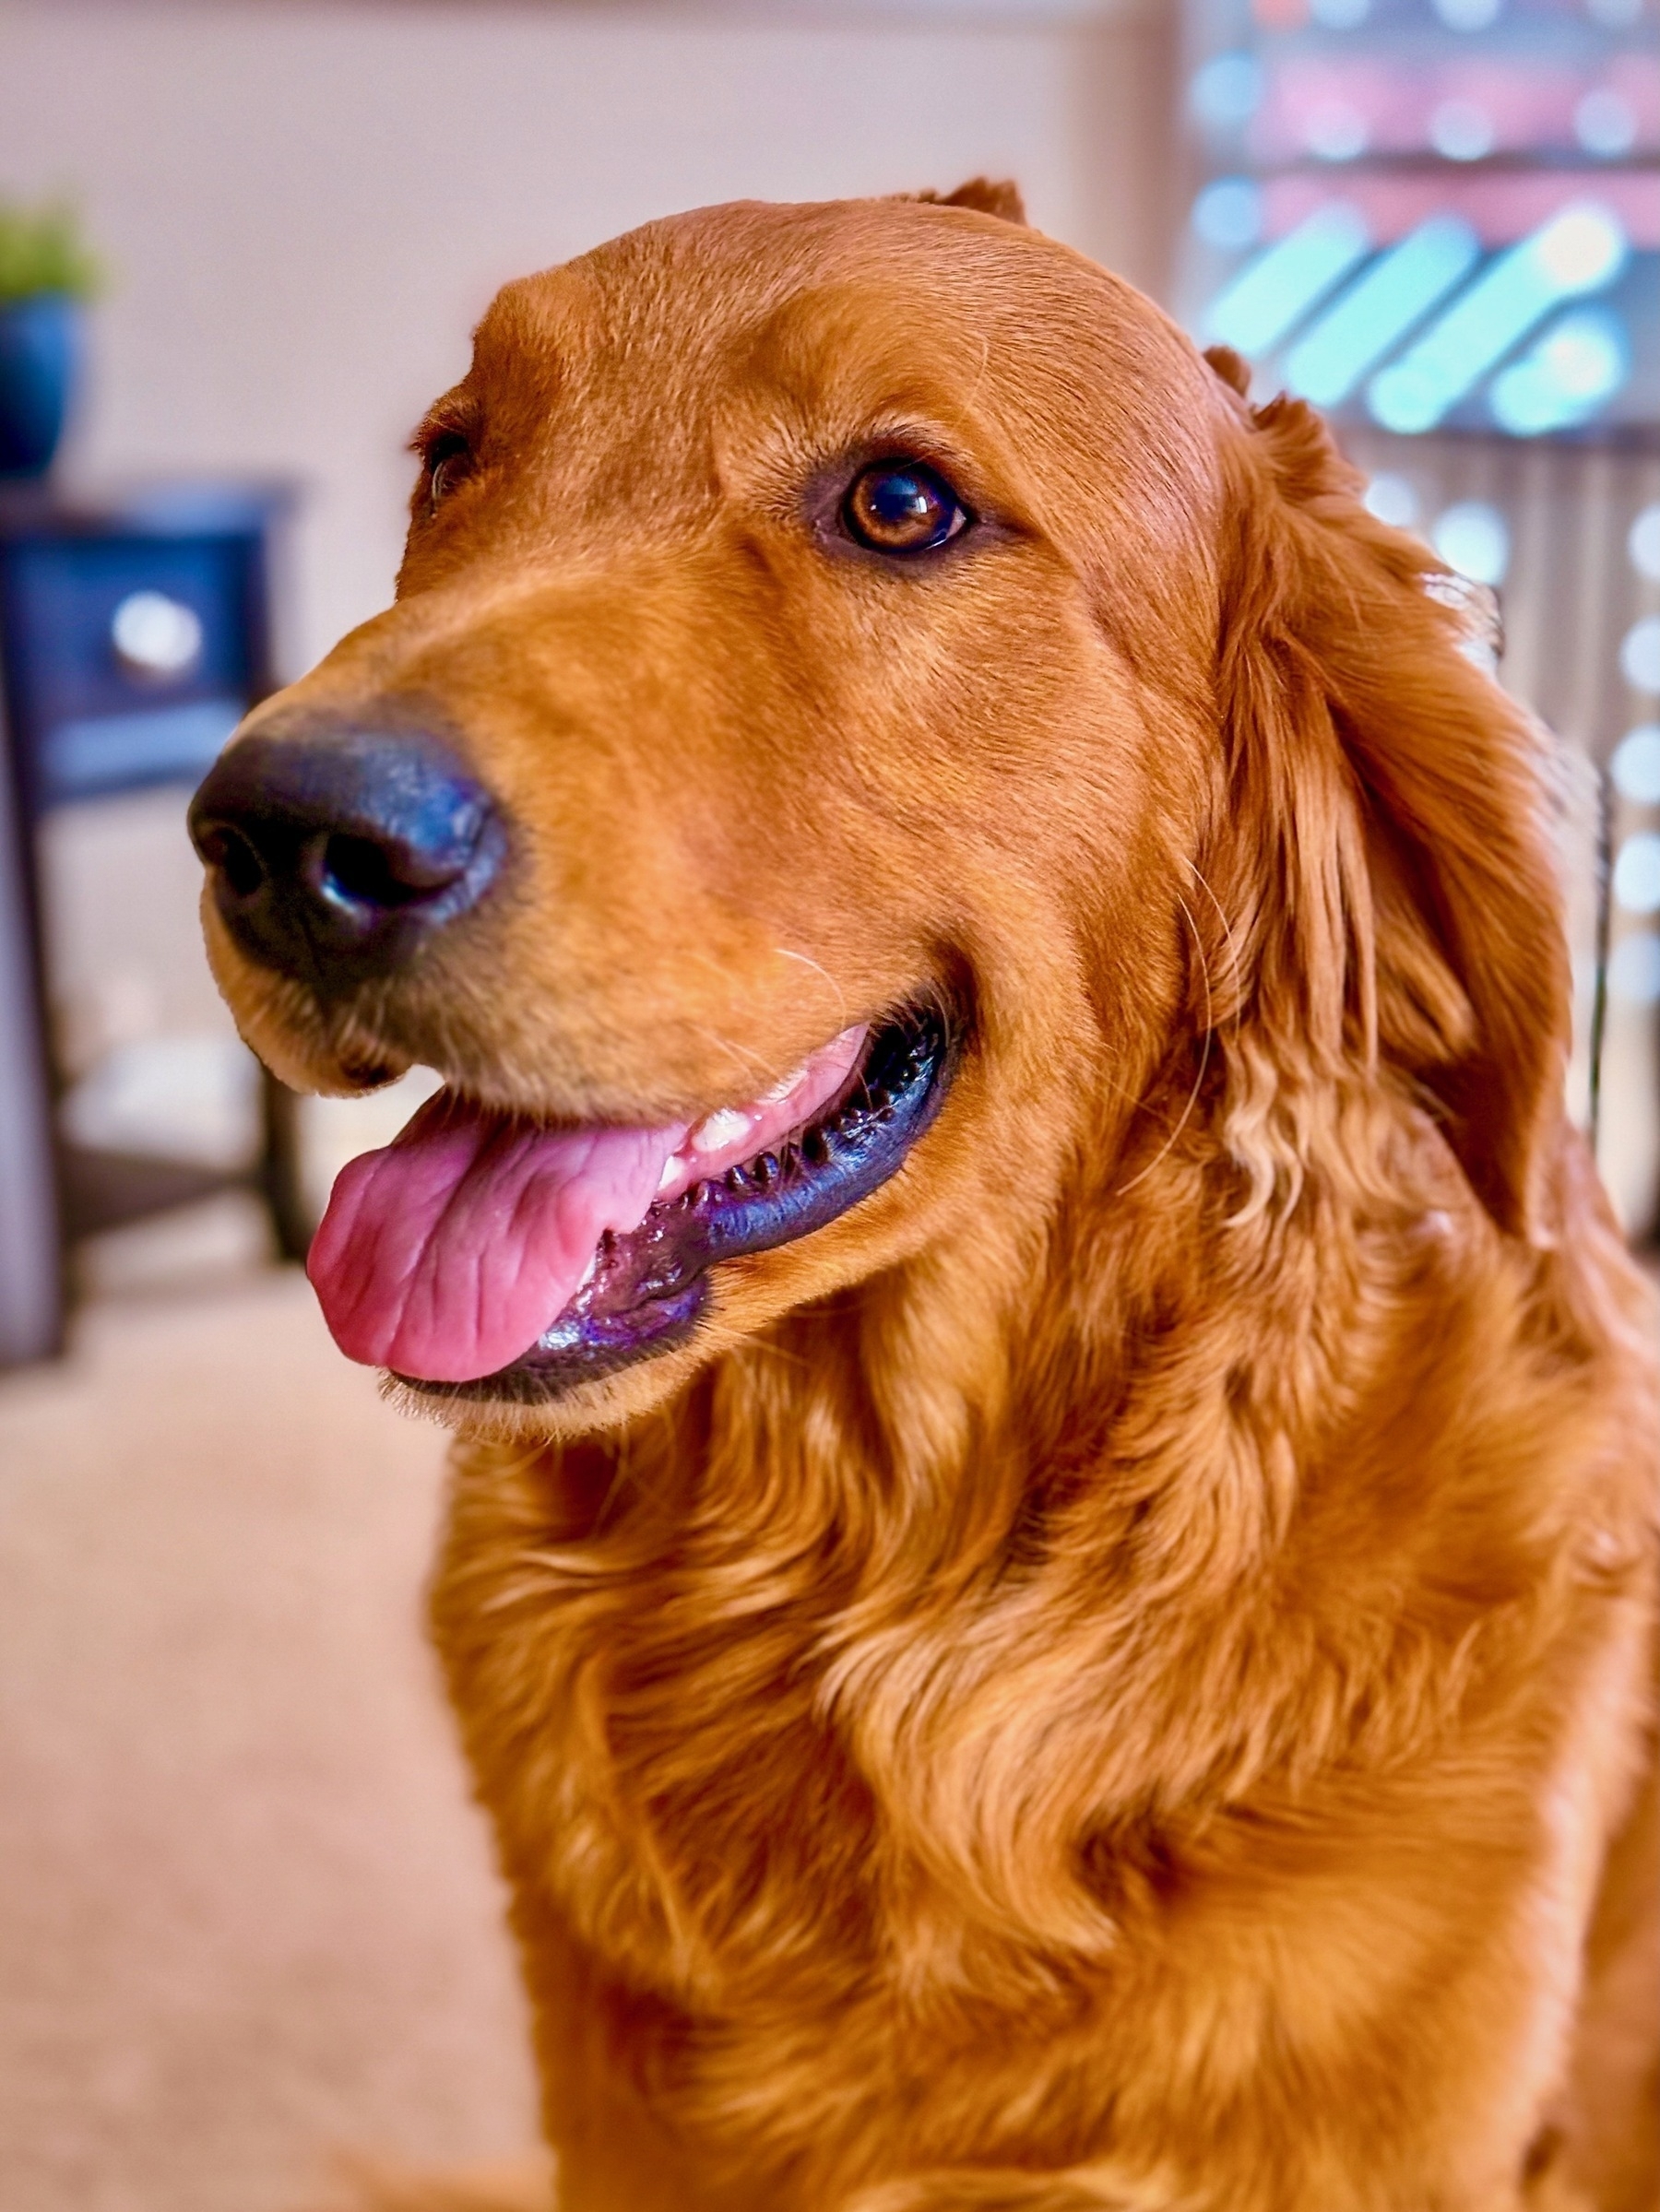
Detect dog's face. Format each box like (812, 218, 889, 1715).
(191, 189, 1565, 1435)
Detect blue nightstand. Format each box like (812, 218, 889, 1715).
(0, 480, 305, 1366)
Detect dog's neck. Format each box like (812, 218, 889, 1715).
(435, 1068, 1571, 2012)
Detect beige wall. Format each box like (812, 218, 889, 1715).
(0, 0, 1176, 675)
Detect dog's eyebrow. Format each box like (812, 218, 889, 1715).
(409, 394, 480, 455)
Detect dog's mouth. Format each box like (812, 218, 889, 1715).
(304, 998, 955, 1404)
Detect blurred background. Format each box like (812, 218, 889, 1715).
(0, 1, 1653, 2206)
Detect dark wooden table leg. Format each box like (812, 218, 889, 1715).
(258, 1066, 313, 1263)
(0, 703, 63, 1365)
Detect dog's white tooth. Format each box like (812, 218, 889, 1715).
(690, 1106, 753, 1153)
(578, 1252, 598, 1290)
(657, 1155, 682, 1195)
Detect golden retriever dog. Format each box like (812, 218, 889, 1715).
(189, 181, 1659, 2211)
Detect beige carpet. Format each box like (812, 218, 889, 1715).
(0, 1268, 540, 2212)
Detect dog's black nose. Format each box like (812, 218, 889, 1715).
(188, 727, 505, 986)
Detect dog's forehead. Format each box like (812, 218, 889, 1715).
(503, 196, 1038, 345)
(472, 197, 1202, 434)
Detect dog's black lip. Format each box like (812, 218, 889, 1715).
(397, 995, 958, 1407)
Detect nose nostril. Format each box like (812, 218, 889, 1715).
(206, 824, 267, 901)
(190, 725, 503, 982)
(318, 833, 459, 912)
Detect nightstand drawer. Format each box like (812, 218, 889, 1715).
(36, 696, 247, 805)
(0, 529, 264, 804)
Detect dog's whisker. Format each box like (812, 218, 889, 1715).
(691, 1023, 773, 1086)
(1112, 892, 1213, 1198)
(1182, 858, 1244, 1038)
(774, 947, 850, 1032)
(735, 1334, 813, 1369)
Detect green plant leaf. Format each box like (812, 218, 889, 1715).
(0, 200, 101, 306)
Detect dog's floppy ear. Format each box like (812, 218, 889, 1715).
(1204, 395, 1569, 1241)
(913, 178, 1027, 225)
(1203, 343, 1252, 398)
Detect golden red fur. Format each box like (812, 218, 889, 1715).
(202, 183, 1659, 2210)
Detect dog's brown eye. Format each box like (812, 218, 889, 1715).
(843, 461, 969, 555)
(425, 434, 471, 509)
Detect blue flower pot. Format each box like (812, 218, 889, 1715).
(0, 294, 81, 479)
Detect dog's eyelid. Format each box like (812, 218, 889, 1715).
(409, 392, 480, 455)
(419, 422, 473, 464)
(415, 419, 482, 515)
(850, 428, 985, 498)
(413, 384, 487, 467)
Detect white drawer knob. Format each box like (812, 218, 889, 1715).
(111, 590, 204, 680)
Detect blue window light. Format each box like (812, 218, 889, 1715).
(1614, 832, 1660, 914)
(1622, 616, 1660, 693)
(1575, 88, 1638, 159)
(1432, 500, 1511, 585)
(1611, 726, 1660, 803)
(1608, 931, 1660, 1003)
(1489, 307, 1630, 435)
(1190, 53, 1263, 132)
(1429, 100, 1496, 160)
(1629, 506, 1660, 581)
(1366, 202, 1629, 432)
(1363, 472, 1420, 526)
(1192, 179, 1263, 253)
(1434, 0, 1503, 29)
(1286, 217, 1481, 407)
(1205, 204, 1371, 359)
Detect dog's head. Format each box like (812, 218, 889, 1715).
(191, 183, 1569, 1437)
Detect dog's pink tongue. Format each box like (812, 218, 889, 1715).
(306, 1091, 677, 1383)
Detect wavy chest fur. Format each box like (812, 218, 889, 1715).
(428, 1131, 1657, 2208)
